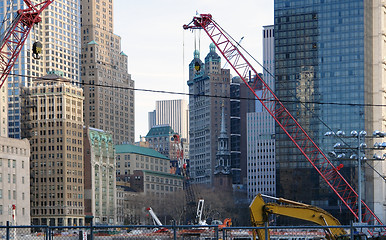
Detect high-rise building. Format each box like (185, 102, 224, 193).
(247, 25, 276, 201)
(0, 84, 7, 138)
(230, 76, 255, 186)
(274, 1, 386, 223)
(21, 74, 84, 226)
(148, 110, 156, 131)
(80, 0, 134, 144)
(155, 99, 189, 141)
(83, 126, 116, 225)
(188, 44, 231, 185)
(0, 0, 81, 139)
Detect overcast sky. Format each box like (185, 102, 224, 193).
(113, 0, 274, 141)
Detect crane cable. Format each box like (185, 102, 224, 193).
(182, 29, 186, 99)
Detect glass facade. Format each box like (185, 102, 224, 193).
(230, 80, 241, 184)
(275, 0, 371, 224)
(0, 0, 81, 139)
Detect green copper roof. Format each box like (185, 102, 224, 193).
(88, 40, 98, 45)
(142, 170, 184, 179)
(115, 144, 168, 160)
(120, 51, 127, 56)
(146, 125, 176, 137)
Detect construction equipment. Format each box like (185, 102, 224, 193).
(146, 207, 168, 232)
(171, 133, 197, 224)
(196, 199, 207, 226)
(250, 194, 348, 240)
(147, 207, 163, 226)
(183, 13, 383, 228)
(0, 0, 52, 89)
(170, 134, 186, 176)
(218, 218, 232, 229)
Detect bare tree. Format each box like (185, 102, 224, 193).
(194, 185, 250, 226)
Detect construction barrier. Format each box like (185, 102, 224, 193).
(0, 222, 384, 240)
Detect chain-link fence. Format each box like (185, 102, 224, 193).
(0, 222, 384, 240)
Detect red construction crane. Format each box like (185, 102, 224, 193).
(0, 0, 53, 89)
(183, 14, 383, 227)
(171, 134, 197, 224)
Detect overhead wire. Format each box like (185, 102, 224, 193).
(7, 72, 386, 108)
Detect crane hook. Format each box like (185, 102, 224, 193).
(32, 41, 42, 59)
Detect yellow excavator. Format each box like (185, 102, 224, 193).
(249, 194, 363, 240)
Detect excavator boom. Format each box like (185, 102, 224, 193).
(250, 194, 347, 240)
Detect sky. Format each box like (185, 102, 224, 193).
(113, 0, 274, 142)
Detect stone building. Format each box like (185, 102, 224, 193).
(115, 144, 170, 182)
(114, 144, 183, 224)
(187, 44, 231, 185)
(21, 74, 84, 226)
(80, 0, 134, 144)
(0, 137, 30, 225)
(83, 126, 116, 225)
(145, 125, 176, 160)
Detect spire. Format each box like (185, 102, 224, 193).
(219, 102, 227, 138)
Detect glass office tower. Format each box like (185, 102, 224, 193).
(274, 1, 385, 224)
(0, 0, 81, 139)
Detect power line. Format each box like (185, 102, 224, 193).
(8, 72, 386, 109)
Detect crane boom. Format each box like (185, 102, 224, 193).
(183, 14, 383, 227)
(0, 0, 53, 89)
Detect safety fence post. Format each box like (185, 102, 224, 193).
(90, 219, 93, 240)
(173, 220, 177, 240)
(49, 227, 53, 240)
(6, 221, 9, 240)
(45, 226, 49, 240)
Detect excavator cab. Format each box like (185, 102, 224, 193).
(32, 41, 42, 59)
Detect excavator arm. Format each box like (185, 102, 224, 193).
(249, 194, 347, 240)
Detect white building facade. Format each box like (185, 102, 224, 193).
(155, 99, 189, 141)
(247, 25, 275, 201)
(0, 137, 30, 225)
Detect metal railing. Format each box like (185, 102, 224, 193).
(0, 222, 384, 239)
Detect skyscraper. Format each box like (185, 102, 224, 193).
(230, 76, 255, 186)
(274, 1, 386, 223)
(21, 74, 84, 226)
(80, 0, 134, 144)
(0, 0, 81, 138)
(155, 99, 189, 141)
(247, 25, 276, 201)
(188, 44, 231, 185)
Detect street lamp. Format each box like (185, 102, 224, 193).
(325, 130, 385, 223)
